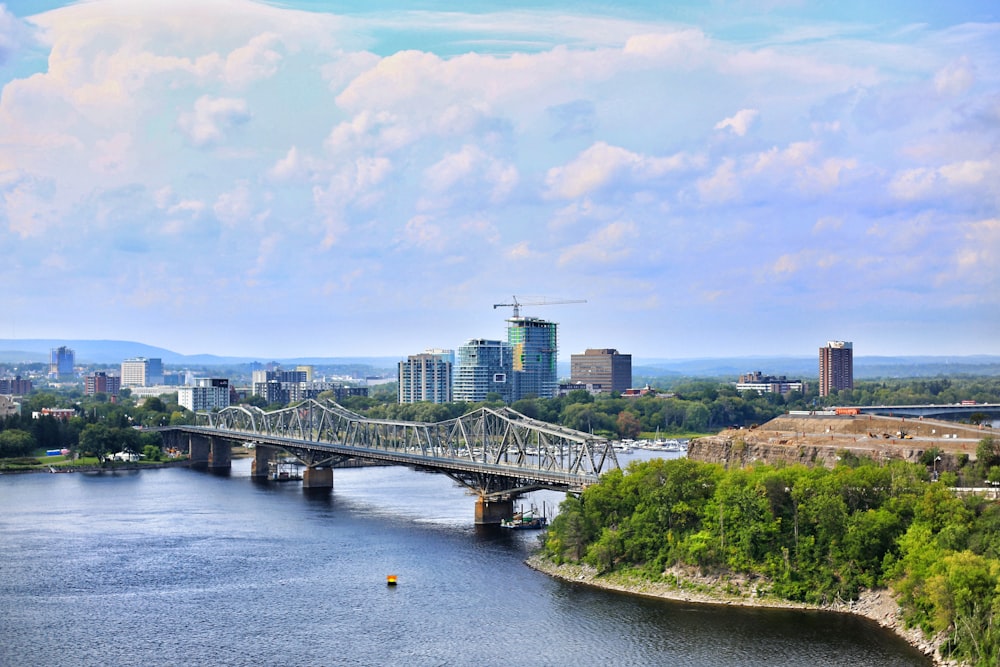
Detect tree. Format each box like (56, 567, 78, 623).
(976, 437, 999, 481)
(0, 429, 36, 458)
(616, 411, 641, 440)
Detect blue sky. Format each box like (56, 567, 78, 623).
(0, 1, 997, 360)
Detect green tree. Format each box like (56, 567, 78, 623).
(0, 429, 36, 458)
(616, 411, 641, 439)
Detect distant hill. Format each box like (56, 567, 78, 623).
(0, 339, 399, 369)
(2, 340, 998, 378)
(631, 355, 1000, 379)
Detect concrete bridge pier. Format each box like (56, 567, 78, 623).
(475, 497, 514, 525)
(302, 466, 333, 491)
(207, 436, 231, 471)
(250, 446, 273, 480)
(186, 434, 231, 472)
(188, 433, 209, 469)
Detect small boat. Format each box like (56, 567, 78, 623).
(501, 504, 548, 530)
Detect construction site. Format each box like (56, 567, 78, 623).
(688, 412, 993, 471)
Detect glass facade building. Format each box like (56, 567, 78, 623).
(507, 316, 558, 399)
(453, 339, 513, 403)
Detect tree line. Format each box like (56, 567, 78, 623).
(2, 376, 996, 459)
(541, 444, 1000, 667)
(339, 376, 999, 438)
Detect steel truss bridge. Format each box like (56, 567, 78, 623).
(181, 399, 619, 504)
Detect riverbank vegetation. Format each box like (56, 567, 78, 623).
(0, 391, 188, 468)
(540, 447, 1000, 666)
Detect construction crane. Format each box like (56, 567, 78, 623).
(493, 296, 586, 318)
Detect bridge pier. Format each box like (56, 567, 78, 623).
(188, 434, 209, 469)
(250, 446, 273, 480)
(208, 436, 231, 471)
(186, 434, 230, 472)
(475, 497, 514, 525)
(302, 466, 333, 491)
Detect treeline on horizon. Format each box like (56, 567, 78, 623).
(541, 450, 1000, 667)
(339, 376, 1000, 437)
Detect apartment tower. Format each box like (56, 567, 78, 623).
(398, 350, 454, 404)
(819, 340, 853, 397)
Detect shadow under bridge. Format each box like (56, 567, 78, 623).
(186, 399, 620, 524)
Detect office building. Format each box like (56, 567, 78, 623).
(453, 339, 513, 403)
(178, 378, 231, 412)
(49, 346, 74, 378)
(570, 348, 632, 394)
(819, 341, 853, 397)
(736, 371, 806, 396)
(507, 316, 558, 399)
(85, 371, 121, 397)
(399, 350, 453, 404)
(120, 357, 162, 387)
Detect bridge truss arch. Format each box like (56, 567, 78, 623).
(195, 399, 619, 498)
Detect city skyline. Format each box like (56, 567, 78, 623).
(1, 1, 998, 360)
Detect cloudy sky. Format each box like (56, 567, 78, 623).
(0, 1, 997, 361)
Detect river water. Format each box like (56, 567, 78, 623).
(1, 453, 931, 667)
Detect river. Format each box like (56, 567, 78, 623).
(0, 452, 931, 667)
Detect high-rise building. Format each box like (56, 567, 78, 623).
(819, 341, 853, 397)
(49, 346, 74, 378)
(507, 316, 558, 399)
(570, 348, 632, 394)
(146, 358, 164, 385)
(398, 350, 453, 404)
(178, 378, 231, 412)
(85, 371, 121, 397)
(453, 339, 513, 403)
(121, 357, 153, 387)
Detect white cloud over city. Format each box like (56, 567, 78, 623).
(0, 0, 997, 359)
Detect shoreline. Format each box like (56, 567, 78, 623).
(525, 554, 958, 667)
(1, 459, 193, 474)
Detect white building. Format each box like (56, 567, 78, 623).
(120, 357, 162, 387)
(178, 378, 231, 412)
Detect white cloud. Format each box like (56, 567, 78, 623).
(934, 56, 975, 96)
(177, 95, 250, 147)
(546, 142, 695, 199)
(697, 158, 740, 203)
(714, 108, 758, 136)
(557, 220, 638, 266)
(889, 159, 994, 200)
(423, 145, 519, 203)
(213, 181, 253, 227)
(268, 146, 304, 181)
(225, 32, 283, 87)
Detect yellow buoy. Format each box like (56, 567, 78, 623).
(386, 574, 398, 586)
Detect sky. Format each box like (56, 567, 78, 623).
(0, 1, 998, 361)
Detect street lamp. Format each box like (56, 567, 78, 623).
(934, 455, 942, 480)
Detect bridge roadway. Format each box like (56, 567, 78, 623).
(845, 403, 1000, 419)
(159, 399, 620, 524)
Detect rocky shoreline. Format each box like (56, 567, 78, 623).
(525, 554, 960, 666)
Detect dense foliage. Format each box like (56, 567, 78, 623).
(542, 448, 1000, 666)
(0, 392, 189, 460)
